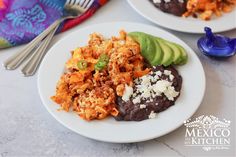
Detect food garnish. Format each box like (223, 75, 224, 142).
(128, 32, 188, 66)
(77, 60, 88, 70)
(94, 54, 109, 71)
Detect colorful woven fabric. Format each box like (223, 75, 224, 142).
(0, 0, 108, 49)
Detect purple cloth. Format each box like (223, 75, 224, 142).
(0, 0, 65, 48)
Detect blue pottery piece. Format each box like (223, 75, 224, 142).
(198, 27, 236, 58)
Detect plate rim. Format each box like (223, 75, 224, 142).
(127, 0, 236, 33)
(37, 21, 206, 143)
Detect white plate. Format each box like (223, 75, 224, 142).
(127, 0, 236, 33)
(38, 22, 205, 143)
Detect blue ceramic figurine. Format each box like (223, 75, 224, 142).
(198, 27, 236, 57)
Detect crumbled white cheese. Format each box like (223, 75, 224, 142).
(164, 70, 172, 76)
(131, 69, 179, 103)
(169, 74, 174, 81)
(134, 78, 140, 84)
(164, 86, 179, 101)
(154, 80, 179, 100)
(122, 84, 133, 102)
(132, 97, 141, 104)
(156, 71, 162, 76)
(153, 0, 161, 3)
(153, 80, 172, 93)
(140, 104, 146, 109)
(142, 89, 151, 98)
(148, 111, 157, 119)
(141, 75, 151, 85)
(164, 0, 171, 2)
(119, 40, 125, 45)
(178, 0, 184, 3)
(151, 74, 159, 82)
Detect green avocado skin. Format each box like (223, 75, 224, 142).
(128, 32, 188, 66)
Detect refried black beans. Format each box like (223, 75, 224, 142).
(114, 66, 182, 121)
(150, 0, 187, 17)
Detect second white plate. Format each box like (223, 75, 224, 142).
(127, 0, 236, 33)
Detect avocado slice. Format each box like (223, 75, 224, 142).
(173, 43, 188, 65)
(156, 38, 174, 66)
(128, 32, 187, 66)
(128, 32, 162, 66)
(138, 35, 156, 65)
(164, 41, 182, 64)
(140, 33, 163, 65)
(160, 37, 188, 65)
(149, 36, 163, 65)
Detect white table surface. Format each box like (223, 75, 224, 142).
(0, 0, 235, 157)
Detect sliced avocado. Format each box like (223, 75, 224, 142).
(156, 38, 174, 66)
(128, 32, 187, 66)
(173, 43, 188, 65)
(128, 32, 162, 66)
(140, 33, 163, 65)
(164, 40, 182, 64)
(162, 37, 188, 65)
(149, 37, 163, 65)
(139, 35, 156, 65)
